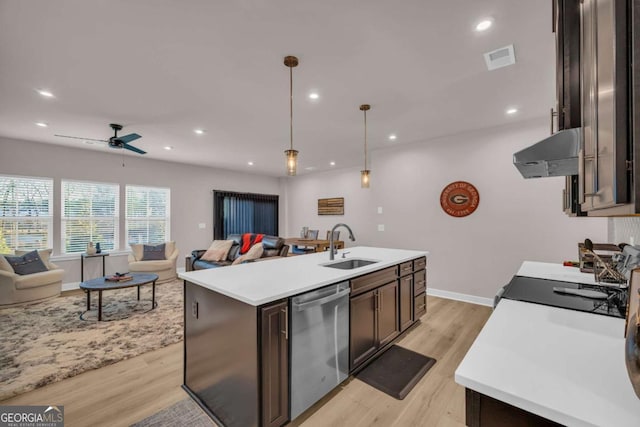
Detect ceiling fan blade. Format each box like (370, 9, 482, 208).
(115, 133, 141, 144)
(54, 134, 108, 142)
(122, 143, 146, 155)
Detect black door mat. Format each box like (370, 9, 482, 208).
(355, 345, 436, 400)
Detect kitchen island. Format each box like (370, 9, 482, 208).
(179, 246, 428, 427)
(455, 262, 640, 426)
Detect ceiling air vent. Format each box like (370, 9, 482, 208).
(484, 44, 516, 70)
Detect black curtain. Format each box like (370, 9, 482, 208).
(213, 191, 279, 239)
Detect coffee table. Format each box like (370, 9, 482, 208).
(79, 273, 159, 321)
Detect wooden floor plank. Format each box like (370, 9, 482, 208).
(1, 296, 491, 427)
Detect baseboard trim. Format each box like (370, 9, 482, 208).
(62, 282, 80, 291)
(427, 287, 493, 307)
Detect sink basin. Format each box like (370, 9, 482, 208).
(322, 259, 379, 270)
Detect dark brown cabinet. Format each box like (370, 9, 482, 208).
(184, 282, 289, 427)
(413, 257, 427, 320)
(350, 290, 378, 368)
(349, 280, 400, 370)
(349, 281, 399, 369)
(377, 281, 400, 347)
(399, 275, 413, 332)
(260, 301, 289, 427)
(350, 257, 427, 371)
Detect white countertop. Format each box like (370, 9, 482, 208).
(517, 260, 599, 285)
(455, 270, 640, 425)
(178, 246, 428, 306)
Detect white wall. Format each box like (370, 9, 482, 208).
(0, 137, 281, 286)
(282, 118, 609, 300)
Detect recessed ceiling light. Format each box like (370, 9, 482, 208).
(36, 89, 54, 98)
(35, 122, 48, 127)
(248, 161, 254, 166)
(329, 161, 336, 166)
(506, 108, 518, 115)
(164, 146, 173, 150)
(304, 166, 317, 171)
(475, 19, 493, 32)
(388, 134, 397, 141)
(194, 129, 205, 135)
(309, 93, 319, 100)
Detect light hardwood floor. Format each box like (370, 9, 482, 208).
(1, 296, 492, 427)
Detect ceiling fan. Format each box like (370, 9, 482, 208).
(55, 123, 146, 154)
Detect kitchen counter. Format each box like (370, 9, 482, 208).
(456, 263, 640, 426)
(517, 260, 599, 285)
(179, 246, 428, 306)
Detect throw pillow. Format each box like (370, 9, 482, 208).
(142, 243, 166, 261)
(232, 242, 264, 265)
(201, 240, 234, 262)
(5, 250, 49, 275)
(16, 249, 53, 270)
(0, 255, 14, 273)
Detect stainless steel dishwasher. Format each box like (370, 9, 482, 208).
(290, 281, 350, 420)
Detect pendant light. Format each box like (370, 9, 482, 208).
(284, 55, 299, 176)
(360, 104, 371, 188)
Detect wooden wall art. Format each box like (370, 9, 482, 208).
(440, 181, 480, 217)
(318, 197, 344, 215)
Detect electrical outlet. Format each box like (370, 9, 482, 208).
(192, 301, 199, 318)
(198, 223, 206, 229)
(378, 224, 385, 232)
(377, 206, 383, 214)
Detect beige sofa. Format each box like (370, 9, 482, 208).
(128, 241, 178, 284)
(0, 249, 64, 307)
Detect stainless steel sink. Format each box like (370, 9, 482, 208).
(322, 259, 378, 270)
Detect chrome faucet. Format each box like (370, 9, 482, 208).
(329, 223, 355, 260)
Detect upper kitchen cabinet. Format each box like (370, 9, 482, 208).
(555, 0, 586, 216)
(578, 0, 632, 214)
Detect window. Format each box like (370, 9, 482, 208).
(0, 175, 53, 254)
(213, 191, 278, 239)
(62, 180, 119, 254)
(125, 185, 171, 245)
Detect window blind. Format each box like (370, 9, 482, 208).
(61, 180, 119, 254)
(125, 185, 170, 246)
(0, 175, 53, 254)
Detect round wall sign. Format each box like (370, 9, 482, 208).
(440, 181, 480, 217)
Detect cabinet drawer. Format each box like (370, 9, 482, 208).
(414, 269, 426, 296)
(414, 293, 426, 319)
(350, 266, 398, 296)
(399, 261, 413, 276)
(413, 257, 427, 271)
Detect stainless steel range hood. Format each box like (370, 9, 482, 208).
(513, 127, 581, 178)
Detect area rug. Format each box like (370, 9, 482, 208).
(131, 398, 215, 427)
(0, 279, 183, 401)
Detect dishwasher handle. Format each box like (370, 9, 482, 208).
(292, 288, 351, 311)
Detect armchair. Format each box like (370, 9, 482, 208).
(128, 241, 179, 283)
(0, 253, 64, 306)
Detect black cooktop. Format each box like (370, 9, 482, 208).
(501, 276, 628, 319)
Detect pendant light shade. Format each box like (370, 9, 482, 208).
(360, 104, 371, 188)
(284, 55, 299, 176)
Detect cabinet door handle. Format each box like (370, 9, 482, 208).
(550, 108, 558, 134)
(281, 307, 288, 340)
(379, 292, 383, 312)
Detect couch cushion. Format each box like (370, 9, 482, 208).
(15, 268, 64, 289)
(142, 243, 166, 261)
(5, 250, 49, 275)
(202, 240, 234, 262)
(232, 243, 264, 265)
(129, 260, 173, 272)
(193, 259, 232, 270)
(16, 249, 53, 270)
(0, 255, 14, 273)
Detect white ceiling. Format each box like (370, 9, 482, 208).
(0, 0, 554, 176)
